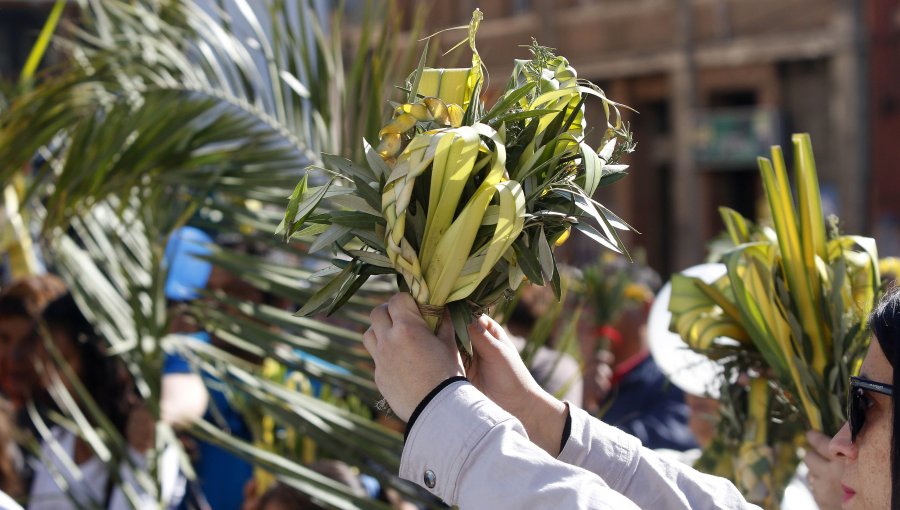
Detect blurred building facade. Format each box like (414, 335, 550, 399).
(0, 1, 59, 81)
(3, 0, 898, 276)
(403, 0, 897, 276)
(0, 1, 80, 83)
(868, 0, 900, 260)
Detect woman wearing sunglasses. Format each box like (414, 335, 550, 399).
(829, 289, 899, 510)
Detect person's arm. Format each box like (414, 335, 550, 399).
(160, 337, 210, 428)
(466, 314, 758, 510)
(108, 437, 185, 510)
(560, 405, 755, 510)
(364, 295, 746, 509)
(160, 372, 208, 427)
(401, 379, 639, 509)
(363, 296, 639, 508)
(119, 404, 187, 509)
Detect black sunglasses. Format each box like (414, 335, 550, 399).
(848, 375, 894, 442)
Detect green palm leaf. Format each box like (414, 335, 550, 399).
(0, 0, 433, 507)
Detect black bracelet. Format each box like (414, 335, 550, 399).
(404, 376, 469, 442)
(559, 405, 572, 453)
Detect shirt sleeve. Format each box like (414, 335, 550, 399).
(400, 381, 640, 509)
(558, 405, 760, 510)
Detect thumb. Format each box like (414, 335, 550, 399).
(387, 293, 428, 326)
(468, 315, 507, 358)
(479, 315, 516, 349)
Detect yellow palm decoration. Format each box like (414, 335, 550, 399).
(283, 10, 635, 351)
(669, 134, 879, 506)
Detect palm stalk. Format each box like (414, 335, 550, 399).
(580, 252, 656, 348)
(0, 0, 65, 278)
(734, 378, 774, 508)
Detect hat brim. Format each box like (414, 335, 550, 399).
(647, 263, 729, 399)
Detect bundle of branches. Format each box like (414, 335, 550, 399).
(280, 10, 635, 352)
(668, 134, 879, 508)
(580, 251, 657, 345)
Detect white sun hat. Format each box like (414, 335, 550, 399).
(647, 263, 729, 399)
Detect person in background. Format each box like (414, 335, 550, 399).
(162, 227, 255, 510)
(504, 284, 583, 404)
(162, 226, 212, 427)
(242, 459, 367, 510)
(16, 293, 184, 509)
(0, 274, 66, 408)
(0, 275, 68, 505)
(587, 260, 696, 452)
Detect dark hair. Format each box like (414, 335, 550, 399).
(507, 283, 555, 331)
(0, 274, 67, 320)
(257, 460, 366, 510)
(867, 287, 900, 510)
(36, 294, 133, 435)
(257, 483, 325, 510)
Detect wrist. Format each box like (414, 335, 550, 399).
(518, 390, 568, 456)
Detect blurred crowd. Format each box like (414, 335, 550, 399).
(0, 227, 844, 509)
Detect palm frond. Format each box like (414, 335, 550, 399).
(1, 0, 433, 507)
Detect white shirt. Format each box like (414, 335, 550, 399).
(28, 427, 184, 510)
(401, 381, 759, 509)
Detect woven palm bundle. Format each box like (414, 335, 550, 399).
(280, 10, 636, 351)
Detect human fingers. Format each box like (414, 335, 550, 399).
(370, 303, 392, 337)
(804, 448, 828, 472)
(477, 315, 516, 349)
(806, 430, 834, 458)
(362, 328, 378, 358)
(386, 293, 428, 326)
(469, 316, 497, 351)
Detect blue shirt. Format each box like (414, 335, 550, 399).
(165, 333, 254, 510)
(600, 355, 698, 451)
(192, 381, 254, 510)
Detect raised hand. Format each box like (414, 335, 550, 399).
(467, 315, 568, 456)
(363, 294, 464, 422)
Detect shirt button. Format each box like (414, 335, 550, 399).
(423, 469, 436, 489)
